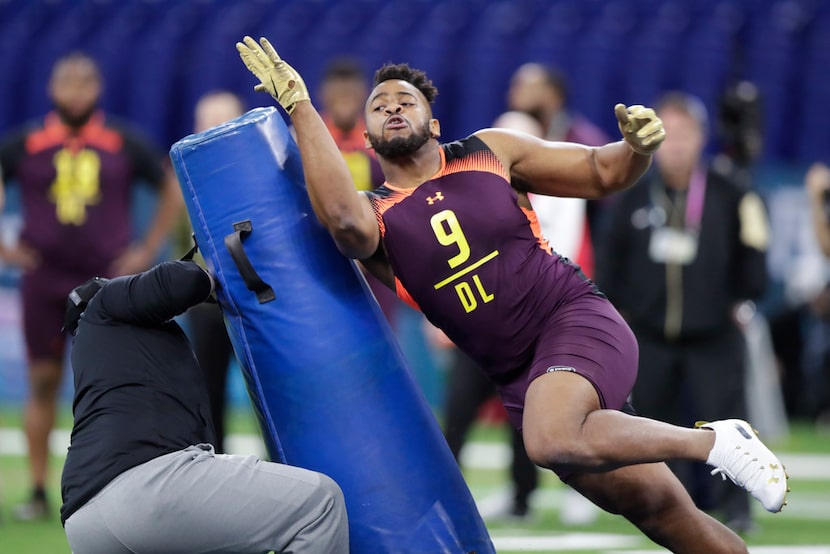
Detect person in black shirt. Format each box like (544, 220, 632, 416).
(60, 260, 348, 553)
(597, 92, 770, 534)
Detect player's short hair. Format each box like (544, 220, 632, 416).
(373, 63, 438, 104)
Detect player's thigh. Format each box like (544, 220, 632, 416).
(528, 293, 639, 418)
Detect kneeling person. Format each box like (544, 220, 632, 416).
(60, 260, 348, 554)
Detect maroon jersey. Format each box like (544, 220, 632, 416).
(0, 111, 164, 275)
(368, 136, 599, 381)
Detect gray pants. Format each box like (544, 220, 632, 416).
(64, 445, 349, 554)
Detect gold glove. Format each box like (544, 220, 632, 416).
(236, 36, 309, 115)
(614, 104, 666, 155)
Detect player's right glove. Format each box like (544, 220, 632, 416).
(614, 103, 666, 155)
(236, 36, 309, 115)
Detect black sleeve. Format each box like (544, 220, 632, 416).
(97, 261, 212, 325)
(0, 127, 30, 182)
(110, 118, 165, 188)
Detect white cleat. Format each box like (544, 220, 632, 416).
(696, 419, 789, 513)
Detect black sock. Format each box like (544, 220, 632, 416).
(32, 487, 46, 502)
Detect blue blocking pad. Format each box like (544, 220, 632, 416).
(170, 107, 493, 553)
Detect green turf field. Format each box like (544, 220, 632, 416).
(1, 406, 828, 553)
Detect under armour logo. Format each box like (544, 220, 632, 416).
(426, 192, 444, 205)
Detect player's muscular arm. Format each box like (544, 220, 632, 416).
(237, 36, 379, 260)
(477, 129, 644, 199)
(290, 103, 380, 259)
(478, 104, 664, 199)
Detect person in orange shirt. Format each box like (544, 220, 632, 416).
(319, 58, 400, 325)
(319, 58, 385, 192)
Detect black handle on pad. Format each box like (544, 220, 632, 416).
(224, 220, 275, 304)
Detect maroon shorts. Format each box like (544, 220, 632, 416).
(497, 292, 639, 432)
(21, 267, 102, 361)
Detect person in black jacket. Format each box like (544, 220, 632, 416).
(60, 260, 348, 553)
(597, 92, 770, 534)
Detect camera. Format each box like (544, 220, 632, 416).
(718, 81, 763, 167)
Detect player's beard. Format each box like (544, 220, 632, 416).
(368, 120, 432, 159)
(55, 105, 96, 129)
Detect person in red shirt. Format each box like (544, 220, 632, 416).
(0, 52, 181, 520)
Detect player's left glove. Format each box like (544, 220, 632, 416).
(614, 104, 666, 156)
(236, 36, 309, 115)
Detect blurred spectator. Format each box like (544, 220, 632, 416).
(806, 163, 830, 258)
(711, 82, 787, 441)
(319, 58, 384, 192)
(0, 52, 181, 520)
(759, 162, 830, 424)
(798, 162, 830, 421)
(180, 91, 246, 454)
(506, 62, 610, 257)
(506, 63, 608, 146)
(318, 57, 401, 326)
(596, 92, 770, 533)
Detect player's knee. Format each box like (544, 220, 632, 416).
(524, 431, 593, 472)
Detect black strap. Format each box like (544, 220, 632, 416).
(178, 233, 217, 303)
(224, 220, 275, 304)
(179, 233, 199, 262)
